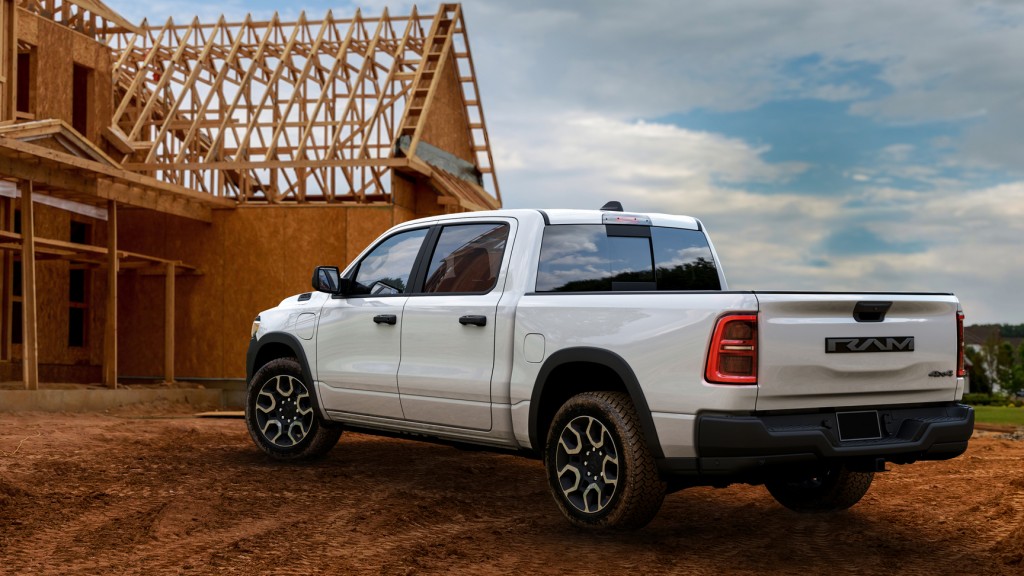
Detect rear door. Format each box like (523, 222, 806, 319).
(754, 293, 960, 411)
(397, 220, 513, 430)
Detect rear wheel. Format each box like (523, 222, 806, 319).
(765, 464, 873, 513)
(544, 391, 665, 529)
(245, 357, 341, 461)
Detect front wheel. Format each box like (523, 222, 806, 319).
(544, 391, 665, 529)
(245, 357, 341, 461)
(765, 464, 873, 513)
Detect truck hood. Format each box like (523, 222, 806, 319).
(278, 291, 330, 308)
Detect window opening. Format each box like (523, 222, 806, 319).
(423, 223, 509, 294)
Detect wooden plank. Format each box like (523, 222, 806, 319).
(164, 261, 175, 384)
(2, 0, 15, 122)
(264, 11, 333, 160)
(102, 126, 136, 155)
(172, 15, 250, 164)
(0, 137, 235, 205)
(19, 181, 38, 390)
(144, 17, 225, 164)
(201, 14, 281, 163)
(0, 200, 9, 361)
(123, 157, 414, 172)
(103, 200, 117, 388)
(233, 13, 306, 161)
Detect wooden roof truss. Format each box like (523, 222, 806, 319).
(104, 4, 500, 206)
(17, 0, 140, 37)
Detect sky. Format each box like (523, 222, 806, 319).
(104, 0, 1024, 324)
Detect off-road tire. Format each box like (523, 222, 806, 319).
(765, 465, 874, 513)
(245, 357, 341, 461)
(544, 391, 666, 529)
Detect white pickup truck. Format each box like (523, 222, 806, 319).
(245, 204, 973, 529)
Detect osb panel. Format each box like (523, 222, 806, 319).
(17, 12, 114, 144)
(344, 207, 391, 264)
(393, 206, 416, 225)
(118, 205, 391, 379)
(419, 54, 474, 164)
(0, 360, 17, 380)
(392, 173, 416, 212)
(14, 7, 38, 46)
(22, 203, 63, 363)
(414, 181, 445, 219)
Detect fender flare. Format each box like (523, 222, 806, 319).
(528, 347, 664, 459)
(246, 332, 326, 419)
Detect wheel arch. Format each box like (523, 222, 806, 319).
(529, 347, 664, 459)
(246, 332, 316, 389)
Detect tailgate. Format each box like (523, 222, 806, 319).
(755, 293, 960, 411)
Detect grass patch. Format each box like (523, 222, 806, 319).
(973, 405, 1024, 427)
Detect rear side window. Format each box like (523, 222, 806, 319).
(651, 227, 721, 291)
(536, 225, 720, 292)
(423, 223, 509, 294)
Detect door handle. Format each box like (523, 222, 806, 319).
(373, 314, 397, 325)
(459, 315, 487, 327)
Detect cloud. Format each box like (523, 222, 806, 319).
(98, 0, 1023, 322)
(495, 113, 808, 200)
(820, 225, 927, 257)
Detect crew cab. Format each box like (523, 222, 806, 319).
(245, 204, 973, 529)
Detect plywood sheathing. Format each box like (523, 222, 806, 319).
(16, 0, 140, 38)
(116, 205, 392, 378)
(1, 0, 17, 122)
(15, 9, 114, 143)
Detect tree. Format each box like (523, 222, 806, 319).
(965, 346, 991, 394)
(1009, 342, 1024, 396)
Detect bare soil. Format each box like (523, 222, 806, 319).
(0, 411, 1021, 575)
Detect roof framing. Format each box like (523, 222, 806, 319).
(17, 0, 140, 37)
(0, 121, 235, 221)
(103, 3, 500, 208)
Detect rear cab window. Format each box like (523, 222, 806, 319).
(536, 224, 721, 292)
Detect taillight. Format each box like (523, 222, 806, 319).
(956, 311, 965, 378)
(705, 314, 758, 384)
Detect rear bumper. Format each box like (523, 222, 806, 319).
(690, 404, 973, 476)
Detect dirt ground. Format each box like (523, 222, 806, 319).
(0, 410, 1021, 576)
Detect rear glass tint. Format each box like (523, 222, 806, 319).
(651, 227, 721, 291)
(536, 225, 720, 292)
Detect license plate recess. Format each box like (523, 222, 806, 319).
(837, 410, 882, 441)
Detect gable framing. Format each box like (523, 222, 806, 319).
(103, 3, 500, 207)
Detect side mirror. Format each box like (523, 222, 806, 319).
(312, 266, 341, 294)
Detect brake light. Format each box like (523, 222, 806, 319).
(705, 314, 758, 384)
(956, 311, 965, 378)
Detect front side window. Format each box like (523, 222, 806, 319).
(423, 223, 509, 294)
(536, 225, 720, 292)
(353, 228, 428, 295)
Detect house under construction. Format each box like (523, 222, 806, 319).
(0, 1, 500, 387)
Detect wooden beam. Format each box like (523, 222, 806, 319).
(103, 201, 117, 388)
(164, 262, 175, 384)
(19, 181, 38, 390)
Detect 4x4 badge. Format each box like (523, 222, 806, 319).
(825, 336, 915, 353)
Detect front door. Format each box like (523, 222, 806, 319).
(397, 221, 512, 430)
(316, 227, 429, 419)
